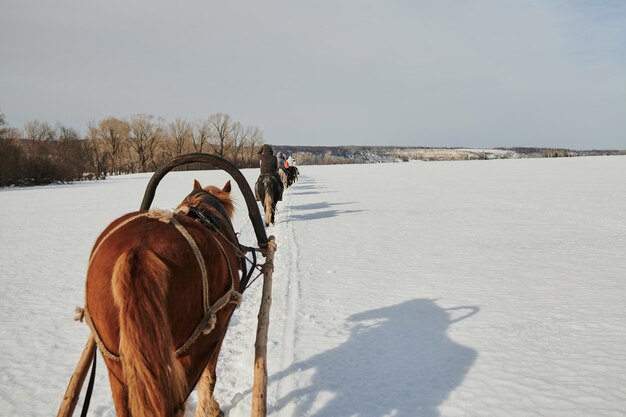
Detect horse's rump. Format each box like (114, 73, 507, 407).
(86, 210, 240, 414)
(255, 175, 281, 203)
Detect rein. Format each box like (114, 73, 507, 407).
(79, 348, 97, 417)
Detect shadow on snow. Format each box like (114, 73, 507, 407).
(289, 177, 337, 196)
(268, 299, 479, 417)
(289, 201, 364, 221)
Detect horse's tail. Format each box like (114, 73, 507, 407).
(264, 188, 273, 226)
(111, 247, 187, 417)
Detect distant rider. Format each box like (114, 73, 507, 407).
(257, 144, 283, 201)
(276, 151, 287, 171)
(276, 151, 289, 188)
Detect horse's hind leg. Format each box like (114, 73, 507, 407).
(195, 331, 230, 417)
(264, 193, 273, 227)
(195, 365, 222, 417)
(196, 312, 236, 417)
(108, 372, 130, 417)
(264, 204, 271, 227)
(108, 365, 187, 417)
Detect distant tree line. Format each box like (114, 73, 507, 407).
(0, 112, 265, 187)
(503, 147, 573, 158)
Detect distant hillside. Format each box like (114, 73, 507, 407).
(274, 146, 624, 165)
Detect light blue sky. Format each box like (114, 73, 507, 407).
(1, 0, 625, 149)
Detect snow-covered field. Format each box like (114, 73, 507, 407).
(1, 156, 625, 417)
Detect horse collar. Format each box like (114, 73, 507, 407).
(188, 205, 219, 232)
(185, 190, 233, 229)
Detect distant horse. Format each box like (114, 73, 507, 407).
(255, 175, 281, 226)
(286, 166, 299, 186)
(84, 179, 241, 417)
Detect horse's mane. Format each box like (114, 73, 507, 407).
(200, 185, 235, 219)
(178, 180, 235, 220)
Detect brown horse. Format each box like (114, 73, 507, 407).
(84, 179, 241, 417)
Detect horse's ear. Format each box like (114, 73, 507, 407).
(193, 179, 202, 190)
(222, 180, 232, 193)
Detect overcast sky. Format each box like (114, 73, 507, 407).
(1, 0, 625, 149)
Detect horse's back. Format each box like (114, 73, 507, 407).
(86, 210, 240, 383)
(88, 210, 237, 295)
(87, 212, 203, 312)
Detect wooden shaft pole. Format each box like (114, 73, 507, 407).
(251, 236, 277, 417)
(57, 335, 96, 417)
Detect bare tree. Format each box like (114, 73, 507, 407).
(51, 123, 83, 180)
(0, 112, 8, 139)
(55, 123, 80, 142)
(83, 122, 108, 179)
(245, 126, 264, 167)
(191, 119, 212, 153)
(0, 113, 25, 186)
(128, 114, 163, 172)
(167, 118, 192, 158)
(98, 117, 129, 174)
(24, 120, 55, 141)
(208, 113, 235, 158)
(227, 121, 247, 166)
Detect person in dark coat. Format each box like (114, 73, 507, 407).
(259, 144, 277, 174)
(256, 144, 283, 201)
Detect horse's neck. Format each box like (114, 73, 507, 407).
(191, 200, 238, 245)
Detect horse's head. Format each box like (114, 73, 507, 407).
(178, 179, 235, 220)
